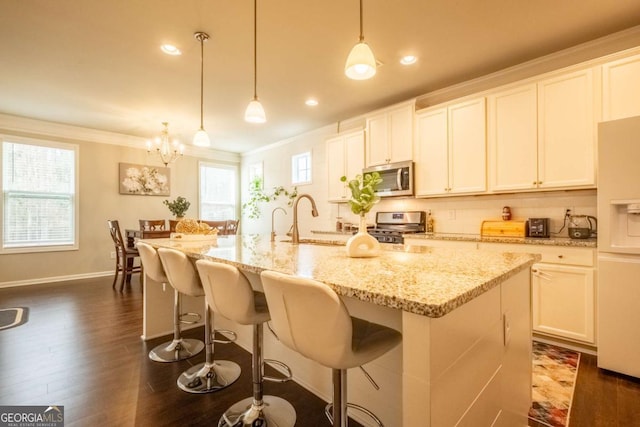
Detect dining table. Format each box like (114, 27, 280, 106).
(125, 229, 171, 248)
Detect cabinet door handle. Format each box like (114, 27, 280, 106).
(532, 269, 553, 280)
(557, 255, 564, 259)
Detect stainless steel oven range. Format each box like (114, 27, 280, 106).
(367, 211, 426, 244)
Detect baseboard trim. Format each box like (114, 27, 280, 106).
(0, 271, 115, 289)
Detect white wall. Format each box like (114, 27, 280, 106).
(0, 115, 240, 286)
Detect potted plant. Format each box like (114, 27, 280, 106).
(163, 196, 190, 219)
(242, 176, 298, 219)
(340, 172, 382, 257)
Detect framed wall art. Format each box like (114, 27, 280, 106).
(119, 163, 170, 196)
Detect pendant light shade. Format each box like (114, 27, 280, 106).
(192, 128, 211, 147)
(345, 0, 376, 80)
(193, 31, 211, 147)
(345, 42, 376, 80)
(245, 0, 266, 123)
(245, 97, 266, 123)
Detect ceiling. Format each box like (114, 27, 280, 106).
(2, 1, 640, 154)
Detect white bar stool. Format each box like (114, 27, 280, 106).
(158, 248, 241, 394)
(195, 260, 296, 427)
(260, 270, 402, 427)
(137, 242, 203, 363)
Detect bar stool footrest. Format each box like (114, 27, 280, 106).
(325, 402, 384, 427)
(262, 358, 293, 383)
(212, 329, 237, 344)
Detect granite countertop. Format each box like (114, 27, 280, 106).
(312, 230, 597, 248)
(406, 232, 598, 248)
(143, 234, 539, 318)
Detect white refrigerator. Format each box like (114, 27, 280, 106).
(597, 116, 640, 378)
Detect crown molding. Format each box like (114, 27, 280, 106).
(416, 25, 640, 109)
(0, 113, 240, 164)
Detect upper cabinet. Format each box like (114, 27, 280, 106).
(488, 68, 597, 192)
(326, 129, 365, 202)
(365, 102, 413, 166)
(414, 97, 486, 197)
(602, 53, 640, 121)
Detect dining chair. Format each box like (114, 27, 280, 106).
(107, 220, 142, 291)
(169, 219, 180, 232)
(139, 219, 166, 231)
(224, 220, 239, 235)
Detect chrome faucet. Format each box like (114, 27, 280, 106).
(271, 207, 286, 242)
(291, 194, 319, 244)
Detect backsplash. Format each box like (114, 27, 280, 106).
(328, 189, 597, 238)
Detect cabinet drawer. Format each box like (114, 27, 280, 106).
(478, 242, 594, 267)
(537, 246, 594, 267)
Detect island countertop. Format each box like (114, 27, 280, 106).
(143, 235, 539, 318)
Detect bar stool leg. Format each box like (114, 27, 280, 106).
(177, 302, 241, 393)
(149, 289, 204, 362)
(218, 323, 296, 427)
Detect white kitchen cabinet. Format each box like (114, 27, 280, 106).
(365, 102, 413, 166)
(487, 84, 538, 192)
(414, 97, 486, 197)
(602, 53, 640, 121)
(478, 242, 596, 345)
(487, 68, 597, 192)
(326, 130, 365, 202)
(537, 68, 598, 189)
(531, 263, 595, 344)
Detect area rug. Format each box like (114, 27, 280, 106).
(528, 341, 580, 427)
(0, 307, 29, 331)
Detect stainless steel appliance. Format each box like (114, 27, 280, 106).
(568, 214, 597, 239)
(527, 218, 550, 238)
(367, 211, 426, 244)
(597, 116, 640, 379)
(363, 160, 413, 197)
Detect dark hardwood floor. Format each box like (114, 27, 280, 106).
(0, 276, 362, 427)
(2, 276, 640, 426)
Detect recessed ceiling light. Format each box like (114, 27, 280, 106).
(161, 44, 182, 56)
(305, 98, 319, 107)
(400, 55, 417, 65)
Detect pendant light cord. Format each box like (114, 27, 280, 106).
(199, 34, 205, 129)
(253, 0, 258, 100)
(359, 0, 364, 42)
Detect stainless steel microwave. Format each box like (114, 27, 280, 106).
(363, 160, 414, 197)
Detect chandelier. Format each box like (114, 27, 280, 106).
(146, 122, 184, 166)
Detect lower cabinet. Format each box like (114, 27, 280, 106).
(531, 263, 595, 343)
(478, 242, 596, 346)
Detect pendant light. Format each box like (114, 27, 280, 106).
(146, 122, 184, 166)
(344, 0, 376, 80)
(245, 0, 266, 123)
(193, 31, 211, 147)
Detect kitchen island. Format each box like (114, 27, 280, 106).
(141, 234, 538, 427)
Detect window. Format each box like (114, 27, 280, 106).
(2, 138, 79, 253)
(291, 151, 312, 185)
(199, 162, 238, 220)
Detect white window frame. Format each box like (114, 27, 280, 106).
(198, 161, 239, 221)
(1, 135, 80, 254)
(291, 151, 312, 185)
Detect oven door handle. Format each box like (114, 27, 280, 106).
(396, 168, 402, 190)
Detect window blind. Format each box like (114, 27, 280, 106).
(199, 163, 237, 220)
(2, 141, 77, 249)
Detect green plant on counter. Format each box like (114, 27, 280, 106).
(242, 176, 298, 219)
(340, 172, 382, 216)
(163, 196, 190, 217)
